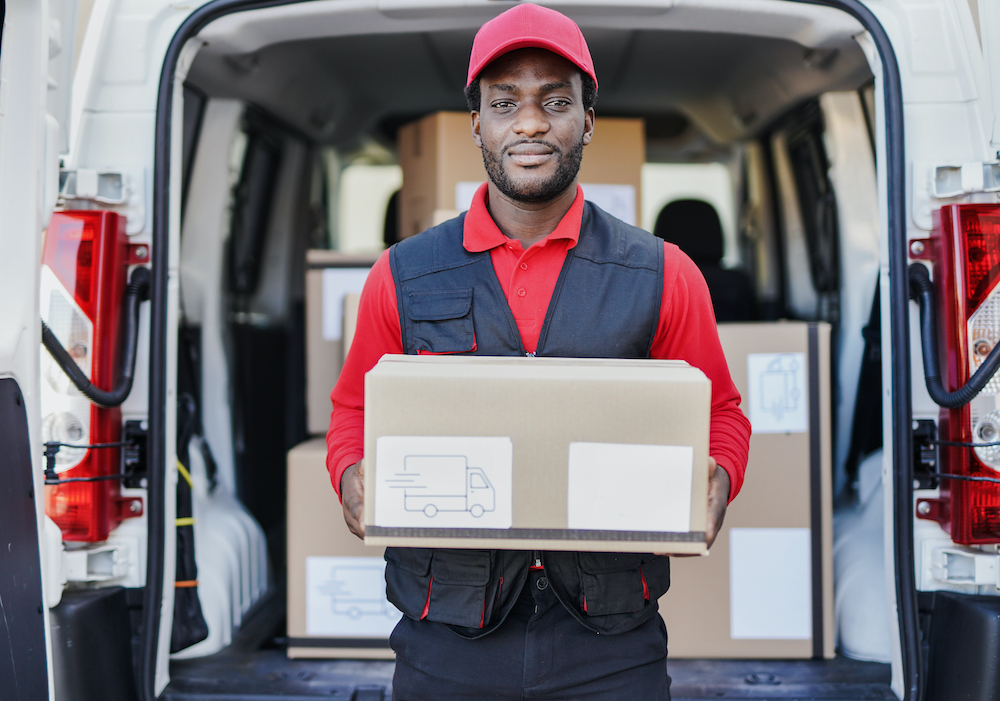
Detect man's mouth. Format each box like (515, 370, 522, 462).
(505, 142, 557, 167)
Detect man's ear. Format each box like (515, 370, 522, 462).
(582, 107, 595, 146)
(471, 111, 483, 148)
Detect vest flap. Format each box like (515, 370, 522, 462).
(406, 288, 474, 320)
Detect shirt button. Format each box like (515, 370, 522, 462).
(536, 577, 549, 591)
(517, 288, 526, 297)
(520, 262, 528, 271)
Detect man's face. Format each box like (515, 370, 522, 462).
(472, 48, 595, 204)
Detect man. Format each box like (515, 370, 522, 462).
(327, 4, 751, 699)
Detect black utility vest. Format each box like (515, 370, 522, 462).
(385, 201, 672, 637)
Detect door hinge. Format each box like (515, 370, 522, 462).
(932, 162, 1000, 198)
(59, 169, 126, 204)
(929, 546, 999, 589)
(912, 419, 939, 490)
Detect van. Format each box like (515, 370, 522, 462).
(3, 0, 999, 699)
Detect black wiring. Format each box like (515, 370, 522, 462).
(46, 441, 130, 450)
(42, 440, 131, 484)
(930, 438, 1000, 448)
(935, 472, 1000, 485)
(922, 439, 1000, 484)
(45, 474, 128, 485)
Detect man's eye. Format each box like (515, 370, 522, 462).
(492, 101, 515, 108)
(547, 99, 571, 108)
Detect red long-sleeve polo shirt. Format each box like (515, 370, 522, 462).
(327, 183, 751, 502)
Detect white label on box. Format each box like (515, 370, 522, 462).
(455, 182, 483, 211)
(566, 442, 693, 532)
(455, 182, 636, 226)
(321, 268, 370, 341)
(305, 556, 402, 637)
(374, 436, 513, 529)
(580, 184, 636, 225)
(729, 528, 812, 640)
(746, 352, 808, 433)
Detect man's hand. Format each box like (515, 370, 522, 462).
(659, 457, 730, 556)
(704, 458, 730, 549)
(341, 460, 366, 539)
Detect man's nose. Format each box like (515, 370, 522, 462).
(513, 101, 550, 138)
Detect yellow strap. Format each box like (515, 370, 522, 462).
(176, 459, 193, 489)
(175, 517, 195, 527)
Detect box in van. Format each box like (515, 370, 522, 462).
(397, 111, 644, 238)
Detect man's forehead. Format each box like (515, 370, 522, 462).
(480, 48, 582, 88)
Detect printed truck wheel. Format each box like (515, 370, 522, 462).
(423, 505, 438, 518)
(470, 505, 485, 518)
(347, 606, 362, 619)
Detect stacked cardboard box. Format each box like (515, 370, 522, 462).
(286, 438, 396, 659)
(291, 319, 834, 659)
(661, 321, 835, 659)
(397, 111, 645, 239)
(304, 250, 378, 435)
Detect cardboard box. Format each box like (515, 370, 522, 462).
(305, 250, 379, 435)
(364, 355, 710, 553)
(660, 322, 835, 659)
(397, 112, 645, 239)
(286, 438, 397, 659)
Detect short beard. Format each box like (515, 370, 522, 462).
(482, 136, 585, 204)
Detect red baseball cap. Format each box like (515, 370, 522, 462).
(467, 3, 598, 90)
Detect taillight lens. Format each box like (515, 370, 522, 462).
(926, 204, 1000, 544)
(40, 211, 139, 542)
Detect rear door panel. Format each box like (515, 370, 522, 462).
(0, 1, 74, 698)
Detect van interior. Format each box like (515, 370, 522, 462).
(151, 2, 891, 698)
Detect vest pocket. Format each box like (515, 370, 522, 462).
(384, 547, 433, 621)
(405, 288, 476, 354)
(428, 549, 494, 629)
(577, 552, 647, 616)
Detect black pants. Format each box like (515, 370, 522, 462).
(390, 569, 671, 700)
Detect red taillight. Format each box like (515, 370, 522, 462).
(921, 204, 1000, 544)
(41, 210, 141, 542)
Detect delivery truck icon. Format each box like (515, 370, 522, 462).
(317, 564, 399, 620)
(387, 455, 496, 518)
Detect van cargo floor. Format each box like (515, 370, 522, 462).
(165, 594, 893, 700)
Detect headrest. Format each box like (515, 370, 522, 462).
(652, 199, 724, 265)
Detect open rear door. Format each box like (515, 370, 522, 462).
(0, 1, 76, 699)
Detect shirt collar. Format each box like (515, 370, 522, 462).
(463, 182, 584, 253)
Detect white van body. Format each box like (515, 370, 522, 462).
(3, 0, 1000, 699)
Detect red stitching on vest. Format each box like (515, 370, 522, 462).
(420, 577, 433, 620)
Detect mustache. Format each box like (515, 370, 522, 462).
(501, 139, 562, 156)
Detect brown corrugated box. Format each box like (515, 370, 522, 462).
(286, 438, 396, 659)
(363, 355, 710, 554)
(305, 251, 378, 435)
(661, 322, 835, 659)
(397, 112, 645, 239)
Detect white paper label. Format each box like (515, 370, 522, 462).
(455, 182, 483, 211)
(729, 528, 812, 639)
(567, 442, 693, 532)
(454, 182, 636, 226)
(321, 268, 370, 341)
(374, 436, 513, 529)
(305, 556, 402, 637)
(746, 352, 808, 433)
(579, 184, 636, 225)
